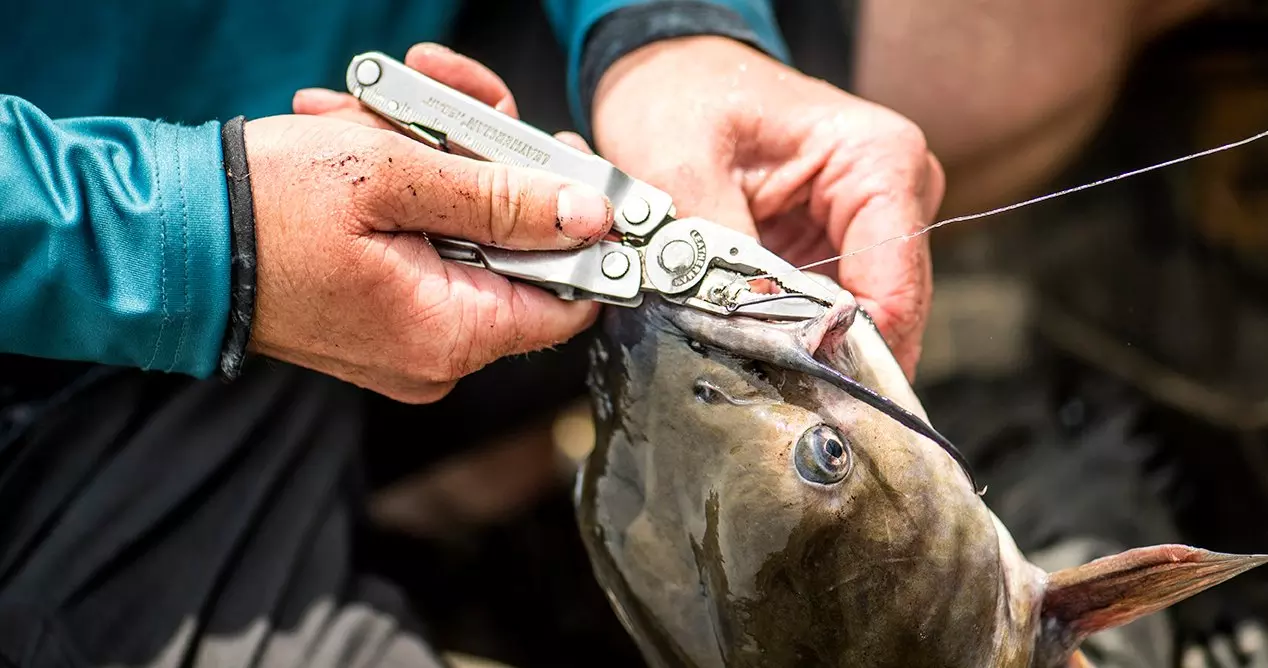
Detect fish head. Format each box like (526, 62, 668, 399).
(580, 287, 1026, 667)
(578, 286, 1266, 668)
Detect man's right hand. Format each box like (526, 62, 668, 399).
(240, 50, 613, 404)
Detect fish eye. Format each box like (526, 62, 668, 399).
(794, 424, 853, 485)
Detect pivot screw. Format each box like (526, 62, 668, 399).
(355, 59, 382, 86)
(623, 197, 651, 225)
(659, 240, 695, 275)
(601, 251, 631, 279)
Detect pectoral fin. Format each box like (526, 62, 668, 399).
(1035, 544, 1268, 667)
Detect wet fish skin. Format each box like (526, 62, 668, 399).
(575, 290, 1267, 668)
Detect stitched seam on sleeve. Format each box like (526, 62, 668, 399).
(169, 129, 192, 374)
(143, 121, 170, 371)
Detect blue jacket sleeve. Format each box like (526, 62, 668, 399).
(541, 0, 790, 132)
(0, 95, 231, 378)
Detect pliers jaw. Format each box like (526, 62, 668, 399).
(638, 217, 837, 321)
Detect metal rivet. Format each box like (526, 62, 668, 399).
(355, 59, 382, 86)
(623, 197, 651, 225)
(601, 251, 631, 279)
(659, 240, 695, 274)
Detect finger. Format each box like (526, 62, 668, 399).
(810, 128, 942, 381)
(371, 135, 613, 250)
(293, 88, 401, 132)
(825, 181, 933, 381)
(922, 152, 948, 221)
(446, 266, 602, 375)
(554, 131, 594, 154)
(316, 108, 402, 132)
(405, 43, 519, 118)
(841, 218, 931, 380)
(293, 88, 361, 115)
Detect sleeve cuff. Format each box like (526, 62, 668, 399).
(567, 0, 791, 137)
(149, 120, 234, 379)
(217, 116, 257, 381)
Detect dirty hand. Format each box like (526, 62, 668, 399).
(591, 36, 944, 379)
(245, 44, 613, 403)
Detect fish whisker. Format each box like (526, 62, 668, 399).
(786, 350, 980, 493)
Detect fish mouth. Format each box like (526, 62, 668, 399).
(651, 297, 980, 494)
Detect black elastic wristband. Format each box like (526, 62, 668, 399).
(218, 115, 258, 381)
(578, 1, 773, 128)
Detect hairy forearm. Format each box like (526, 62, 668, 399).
(853, 0, 1215, 216)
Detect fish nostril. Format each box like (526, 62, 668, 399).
(741, 360, 769, 383)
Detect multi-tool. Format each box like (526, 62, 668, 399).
(345, 51, 836, 322)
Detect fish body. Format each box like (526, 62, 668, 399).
(575, 289, 1266, 668)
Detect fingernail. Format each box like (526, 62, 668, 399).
(556, 184, 611, 242)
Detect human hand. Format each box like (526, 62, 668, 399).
(243, 45, 613, 403)
(590, 36, 944, 378)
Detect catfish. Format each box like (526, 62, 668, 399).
(575, 286, 1267, 668)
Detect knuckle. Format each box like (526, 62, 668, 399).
(891, 118, 930, 156)
(866, 107, 929, 155)
(854, 114, 940, 204)
(479, 164, 520, 246)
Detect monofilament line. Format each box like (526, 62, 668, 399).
(753, 127, 1268, 282)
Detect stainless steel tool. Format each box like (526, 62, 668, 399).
(346, 51, 837, 321)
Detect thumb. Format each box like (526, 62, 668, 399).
(373, 137, 614, 250)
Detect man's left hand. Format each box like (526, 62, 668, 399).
(591, 36, 945, 379)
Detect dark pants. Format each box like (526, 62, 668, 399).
(0, 358, 446, 668)
(0, 305, 647, 668)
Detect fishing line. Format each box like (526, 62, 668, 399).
(746, 127, 1268, 284)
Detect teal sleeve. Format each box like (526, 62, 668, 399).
(0, 95, 232, 378)
(541, 0, 790, 131)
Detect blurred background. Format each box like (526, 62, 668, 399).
(352, 1, 1268, 666)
